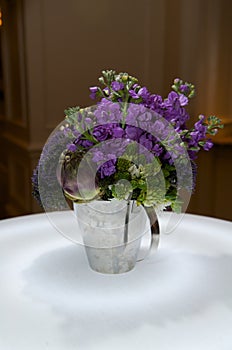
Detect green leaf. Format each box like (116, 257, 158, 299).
(189, 146, 200, 151)
(64, 106, 80, 117)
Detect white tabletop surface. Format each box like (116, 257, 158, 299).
(0, 212, 232, 350)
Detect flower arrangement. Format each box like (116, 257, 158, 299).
(32, 70, 223, 213)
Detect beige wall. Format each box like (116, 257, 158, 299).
(0, 0, 231, 219)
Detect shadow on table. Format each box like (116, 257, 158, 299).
(22, 244, 232, 348)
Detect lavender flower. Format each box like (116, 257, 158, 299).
(112, 126, 125, 138)
(111, 81, 124, 91)
(99, 159, 116, 178)
(138, 133, 153, 151)
(179, 84, 190, 95)
(93, 125, 112, 141)
(129, 86, 149, 101)
(67, 143, 77, 152)
(125, 125, 143, 140)
(203, 139, 213, 151)
(89, 86, 98, 100)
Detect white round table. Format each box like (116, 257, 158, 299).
(0, 212, 232, 350)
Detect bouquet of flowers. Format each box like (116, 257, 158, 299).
(32, 70, 223, 213)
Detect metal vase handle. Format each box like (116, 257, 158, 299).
(137, 205, 160, 262)
(123, 201, 160, 262)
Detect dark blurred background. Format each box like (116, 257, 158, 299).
(0, 0, 231, 220)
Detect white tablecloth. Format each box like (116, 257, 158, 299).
(0, 212, 232, 350)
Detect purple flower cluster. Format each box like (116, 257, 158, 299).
(89, 76, 191, 136)
(111, 81, 124, 91)
(65, 91, 199, 184)
(184, 115, 213, 160)
(66, 74, 220, 193)
(32, 70, 222, 210)
(129, 86, 150, 100)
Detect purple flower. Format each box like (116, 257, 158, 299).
(189, 131, 200, 144)
(137, 110, 152, 122)
(180, 84, 190, 95)
(84, 118, 92, 124)
(150, 119, 166, 140)
(126, 104, 147, 125)
(73, 129, 81, 138)
(74, 138, 94, 148)
(179, 94, 188, 106)
(94, 99, 122, 123)
(138, 133, 153, 151)
(111, 81, 124, 91)
(194, 116, 207, 131)
(92, 150, 106, 162)
(99, 159, 116, 178)
(148, 94, 163, 111)
(77, 112, 82, 123)
(188, 150, 198, 161)
(132, 83, 139, 89)
(67, 143, 77, 152)
(189, 116, 207, 145)
(91, 138, 128, 166)
(152, 144, 163, 156)
(203, 139, 213, 151)
(129, 89, 139, 99)
(129, 86, 150, 101)
(89, 86, 98, 100)
(93, 125, 112, 141)
(138, 87, 150, 100)
(165, 91, 182, 110)
(162, 152, 173, 165)
(112, 126, 124, 138)
(161, 91, 190, 126)
(125, 125, 143, 140)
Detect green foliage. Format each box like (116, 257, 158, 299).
(64, 106, 80, 125)
(206, 115, 224, 135)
